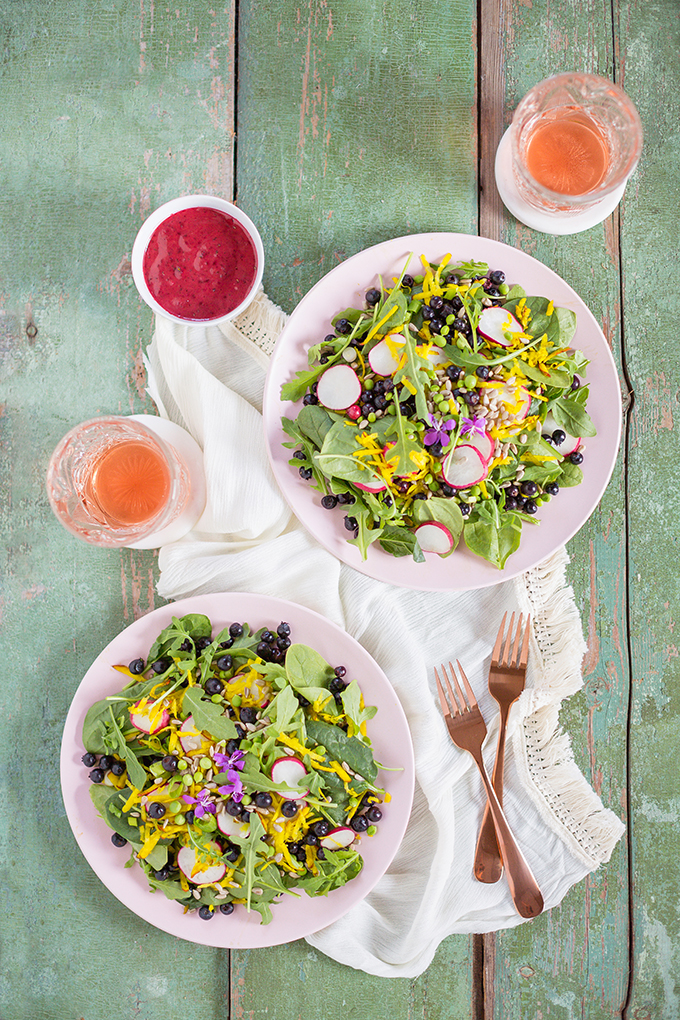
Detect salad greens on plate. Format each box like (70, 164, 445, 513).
(280, 254, 595, 569)
(81, 613, 386, 925)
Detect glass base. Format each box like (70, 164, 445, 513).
(127, 415, 206, 548)
(494, 128, 626, 235)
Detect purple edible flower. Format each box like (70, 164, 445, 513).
(423, 413, 455, 448)
(213, 748, 245, 771)
(460, 415, 487, 437)
(181, 788, 216, 818)
(217, 770, 244, 803)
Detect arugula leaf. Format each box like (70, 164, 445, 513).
(348, 510, 384, 560)
(265, 685, 301, 735)
(383, 402, 424, 477)
(392, 332, 432, 421)
(108, 707, 148, 789)
(296, 849, 363, 895)
(340, 680, 378, 733)
(181, 687, 237, 741)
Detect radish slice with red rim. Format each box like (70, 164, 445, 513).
(129, 702, 169, 735)
(441, 444, 488, 489)
(367, 336, 403, 376)
(178, 714, 203, 752)
(270, 756, 308, 800)
(461, 429, 494, 463)
(477, 306, 523, 347)
(319, 826, 356, 850)
(315, 364, 361, 410)
(414, 521, 454, 555)
(177, 845, 226, 885)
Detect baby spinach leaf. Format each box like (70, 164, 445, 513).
(306, 719, 378, 781)
(463, 503, 523, 569)
(182, 687, 237, 741)
(550, 397, 597, 438)
(520, 462, 562, 485)
(296, 403, 336, 449)
(379, 524, 424, 561)
(558, 461, 584, 487)
(285, 644, 334, 689)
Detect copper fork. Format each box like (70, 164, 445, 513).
(474, 612, 531, 884)
(434, 659, 543, 919)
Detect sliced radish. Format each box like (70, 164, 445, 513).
(355, 477, 387, 493)
(461, 428, 494, 463)
(368, 336, 403, 376)
(319, 826, 356, 850)
(270, 756, 308, 800)
(441, 444, 488, 489)
(497, 383, 531, 420)
(542, 412, 580, 456)
(216, 809, 250, 838)
(425, 345, 447, 367)
(177, 844, 226, 885)
(478, 307, 523, 347)
(129, 701, 169, 735)
(178, 714, 203, 753)
(414, 521, 454, 555)
(316, 364, 361, 410)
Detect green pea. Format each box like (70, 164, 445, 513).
(174, 813, 186, 826)
(177, 760, 188, 771)
(430, 479, 440, 492)
(199, 757, 212, 770)
(456, 338, 467, 350)
(231, 694, 242, 707)
(542, 494, 551, 503)
(241, 794, 252, 805)
(364, 378, 375, 390)
(437, 400, 449, 413)
(368, 412, 376, 422)
(499, 283, 509, 295)
(194, 770, 204, 783)
(464, 374, 477, 389)
(438, 329, 448, 341)
(470, 485, 481, 496)
(169, 800, 182, 814)
(446, 314, 455, 325)
(385, 389, 393, 400)
(414, 274, 424, 283)
(387, 404, 396, 415)
(210, 694, 222, 704)
(367, 825, 377, 836)
(424, 473, 433, 484)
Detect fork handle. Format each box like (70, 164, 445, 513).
(471, 751, 544, 918)
(473, 705, 509, 883)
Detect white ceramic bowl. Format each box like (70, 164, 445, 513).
(131, 194, 265, 325)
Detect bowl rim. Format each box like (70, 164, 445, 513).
(131, 194, 265, 325)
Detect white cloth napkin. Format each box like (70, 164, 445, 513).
(145, 291, 624, 978)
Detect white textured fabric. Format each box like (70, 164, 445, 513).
(146, 293, 624, 978)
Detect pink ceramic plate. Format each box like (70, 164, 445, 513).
(61, 592, 414, 948)
(263, 233, 622, 590)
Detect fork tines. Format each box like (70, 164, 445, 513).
(434, 660, 477, 717)
(492, 611, 531, 669)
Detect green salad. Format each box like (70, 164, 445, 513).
(81, 614, 386, 924)
(281, 255, 596, 569)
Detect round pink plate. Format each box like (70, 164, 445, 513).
(60, 592, 415, 948)
(263, 232, 622, 590)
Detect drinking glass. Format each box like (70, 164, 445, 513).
(509, 72, 643, 215)
(47, 416, 194, 548)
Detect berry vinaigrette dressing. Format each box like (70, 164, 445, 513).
(142, 207, 258, 320)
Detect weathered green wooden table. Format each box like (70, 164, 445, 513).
(2, 0, 678, 1016)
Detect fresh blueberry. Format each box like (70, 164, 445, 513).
(205, 677, 223, 696)
(570, 450, 584, 465)
(147, 802, 166, 820)
(216, 654, 233, 671)
(254, 792, 273, 808)
(110, 761, 126, 777)
(111, 832, 128, 848)
(281, 801, 298, 818)
(162, 755, 179, 772)
(545, 482, 560, 496)
(219, 902, 235, 915)
(198, 905, 215, 920)
(128, 658, 145, 674)
(551, 429, 566, 446)
(151, 658, 171, 674)
(229, 623, 244, 638)
(366, 806, 383, 823)
(350, 815, 369, 832)
(81, 752, 97, 768)
(89, 768, 105, 784)
(365, 288, 381, 306)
